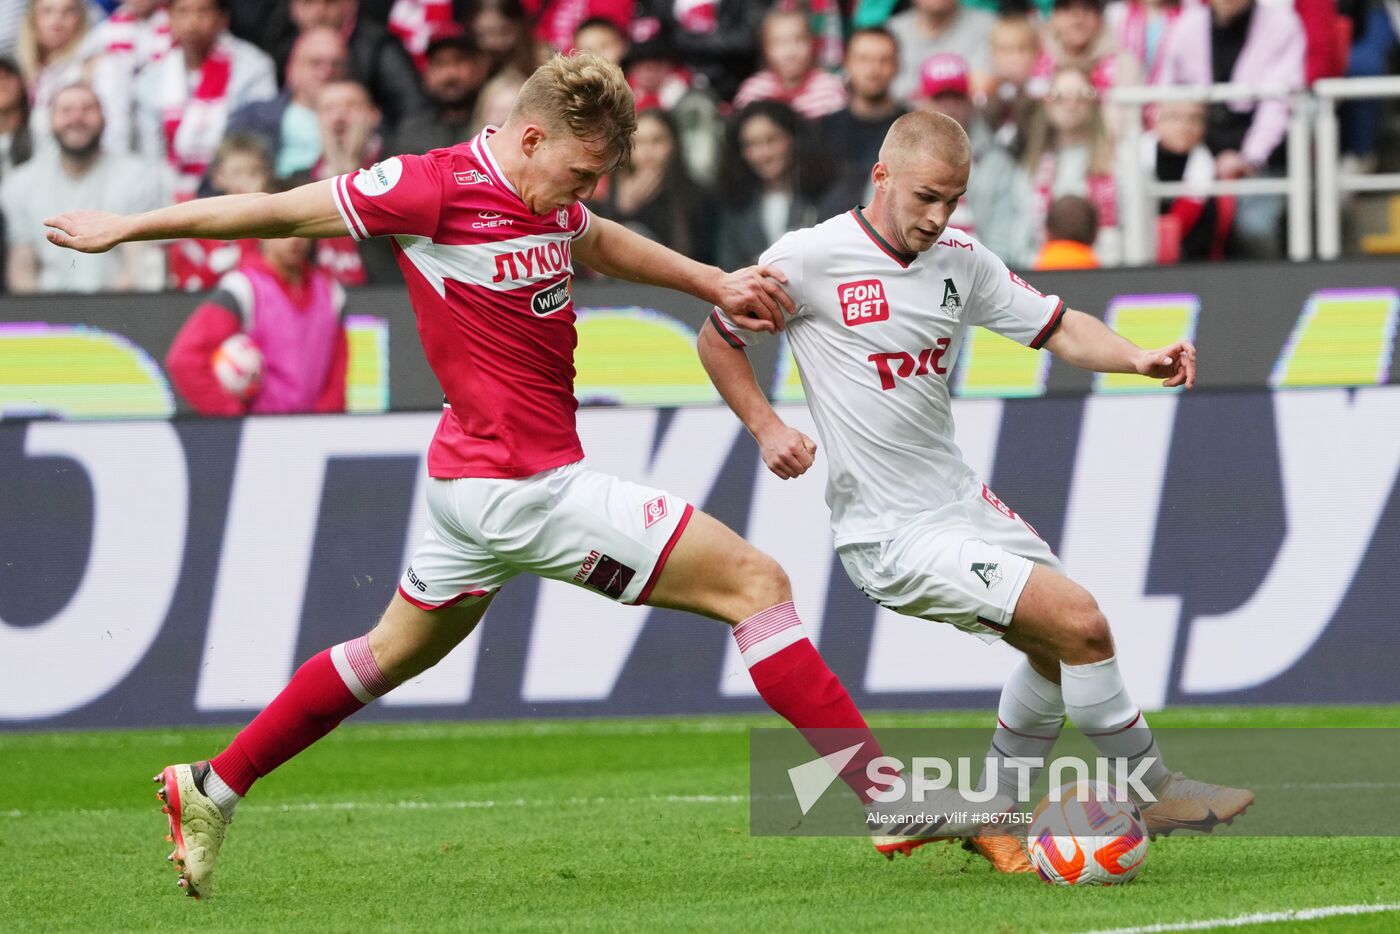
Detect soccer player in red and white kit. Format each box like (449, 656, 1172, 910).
(45, 53, 915, 898)
(701, 112, 1254, 873)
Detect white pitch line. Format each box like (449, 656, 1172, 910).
(1072, 903, 1400, 934)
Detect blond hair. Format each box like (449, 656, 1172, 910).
(509, 51, 637, 172)
(880, 111, 972, 170)
(17, 0, 89, 82)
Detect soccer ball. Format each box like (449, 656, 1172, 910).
(1027, 780, 1148, 886)
(211, 333, 263, 400)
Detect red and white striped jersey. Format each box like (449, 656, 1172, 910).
(332, 127, 593, 479)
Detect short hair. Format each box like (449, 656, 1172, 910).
(846, 25, 897, 55)
(509, 51, 637, 172)
(1045, 195, 1098, 245)
(214, 132, 272, 171)
(880, 111, 970, 170)
(171, 0, 232, 13)
(762, 9, 811, 40)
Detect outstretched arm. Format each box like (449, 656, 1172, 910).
(44, 180, 349, 254)
(697, 324, 817, 480)
(1044, 309, 1196, 389)
(573, 215, 793, 333)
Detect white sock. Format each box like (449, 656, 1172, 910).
(203, 764, 242, 820)
(981, 658, 1065, 802)
(1060, 656, 1170, 795)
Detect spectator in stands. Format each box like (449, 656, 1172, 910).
(1033, 194, 1101, 268)
(1143, 99, 1234, 261)
(386, 0, 473, 72)
(389, 23, 488, 154)
(1339, 0, 1398, 173)
(732, 10, 847, 119)
(591, 108, 707, 260)
(572, 16, 627, 64)
(1104, 0, 1180, 83)
(289, 77, 396, 285)
(714, 101, 830, 269)
(274, 0, 426, 131)
(624, 28, 724, 185)
(168, 133, 269, 290)
(136, 0, 277, 199)
(166, 229, 349, 416)
(471, 0, 545, 77)
(80, 0, 173, 154)
(979, 14, 1046, 151)
(17, 0, 88, 145)
(0, 57, 32, 175)
(1, 82, 164, 292)
(227, 26, 348, 178)
(1154, 0, 1304, 257)
(916, 52, 1036, 266)
(532, 0, 631, 55)
(885, 0, 996, 102)
(1021, 65, 1120, 263)
(1034, 0, 1141, 97)
(821, 27, 905, 212)
(1297, 0, 1346, 86)
(469, 66, 524, 133)
(647, 0, 767, 103)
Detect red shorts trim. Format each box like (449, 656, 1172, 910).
(397, 584, 490, 611)
(632, 503, 696, 606)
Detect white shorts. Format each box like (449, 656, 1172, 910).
(837, 485, 1063, 643)
(398, 462, 694, 609)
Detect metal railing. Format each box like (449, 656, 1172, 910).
(1312, 75, 1400, 259)
(1111, 83, 1313, 265)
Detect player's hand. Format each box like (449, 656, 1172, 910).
(758, 424, 817, 480)
(716, 265, 795, 334)
(1136, 339, 1196, 389)
(44, 210, 128, 254)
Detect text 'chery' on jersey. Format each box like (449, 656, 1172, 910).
(333, 128, 592, 479)
(713, 209, 1064, 546)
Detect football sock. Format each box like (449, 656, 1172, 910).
(209, 635, 395, 799)
(199, 762, 242, 820)
(1060, 656, 1171, 796)
(733, 602, 890, 804)
(981, 658, 1065, 804)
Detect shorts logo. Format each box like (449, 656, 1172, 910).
(838, 279, 889, 326)
(352, 157, 403, 197)
(530, 277, 572, 316)
(981, 484, 1017, 520)
(642, 495, 668, 529)
(406, 566, 428, 593)
(454, 169, 491, 185)
(971, 562, 1002, 589)
(939, 278, 962, 319)
(573, 550, 636, 599)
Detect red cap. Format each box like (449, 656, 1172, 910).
(919, 53, 970, 99)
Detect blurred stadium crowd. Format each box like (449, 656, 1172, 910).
(0, 0, 1397, 298)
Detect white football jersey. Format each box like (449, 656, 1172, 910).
(713, 209, 1064, 546)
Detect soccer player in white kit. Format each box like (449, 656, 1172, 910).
(701, 112, 1253, 872)
(45, 53, 911, 897)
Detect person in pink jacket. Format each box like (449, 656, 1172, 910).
(1152, 0, 1304, 257)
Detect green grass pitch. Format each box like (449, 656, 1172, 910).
(3, 706, 1399, 933)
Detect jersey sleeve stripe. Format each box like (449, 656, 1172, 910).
(1030, 300, 1067, 349)
(575, 203, 591, 238)
(333, 174, 369, 241)
(709, 309, 747, 348)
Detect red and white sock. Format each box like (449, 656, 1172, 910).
(1061, 656, 1171, 795)
(981, 658, 1065, 801)
(734, 602, 889, 804)
(207, 635, 395, 811)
